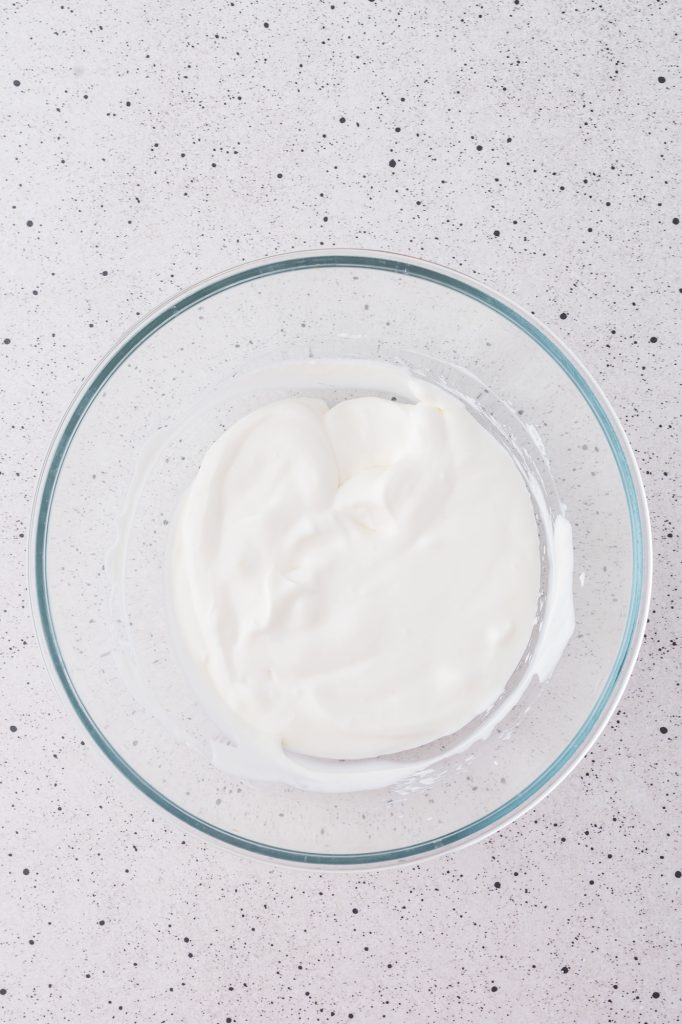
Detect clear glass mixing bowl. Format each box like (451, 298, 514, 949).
(30, 250, 652, 867)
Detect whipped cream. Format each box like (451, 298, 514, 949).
(171, 385, 542, 761)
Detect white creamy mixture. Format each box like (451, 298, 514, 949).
(172, 387, 542, 761)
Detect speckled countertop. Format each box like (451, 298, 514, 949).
(1, 1, 680, 1021)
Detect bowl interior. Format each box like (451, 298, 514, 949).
(33, 253, 648, 865)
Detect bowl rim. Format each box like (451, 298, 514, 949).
(29, 247, 653, 868)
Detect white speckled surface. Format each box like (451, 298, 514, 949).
(2, 0, 680, 1020)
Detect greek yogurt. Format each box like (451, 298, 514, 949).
(172, 384, 542, 761)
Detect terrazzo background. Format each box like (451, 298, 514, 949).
(1, 0, 681, 1020)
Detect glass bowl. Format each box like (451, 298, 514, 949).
(30, 250, 652, 867)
